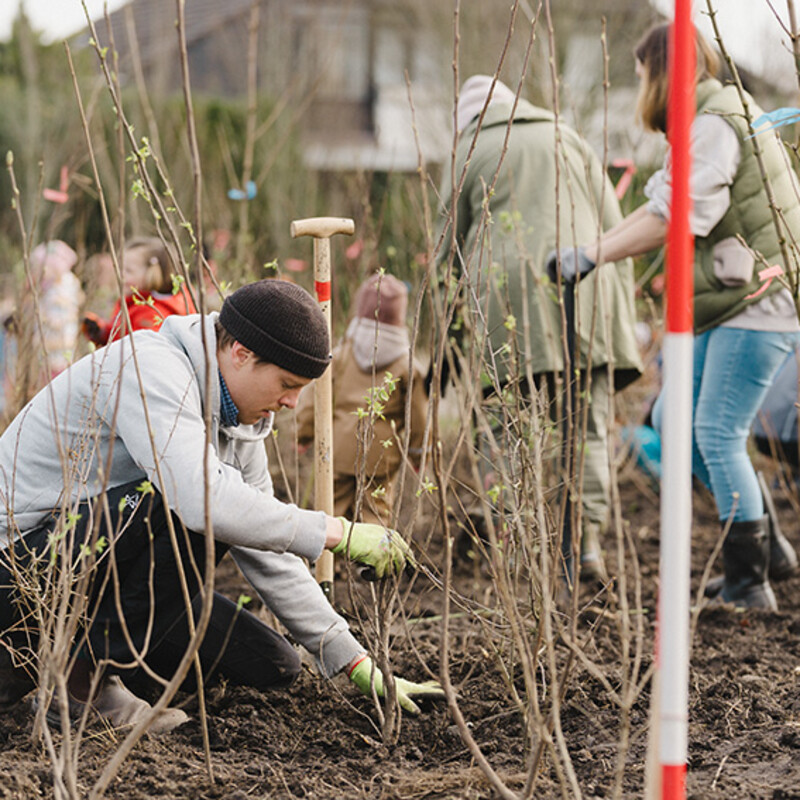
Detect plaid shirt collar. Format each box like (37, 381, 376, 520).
(218, 371, 239, 428)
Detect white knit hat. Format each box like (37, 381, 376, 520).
(456, 75, 518, 133)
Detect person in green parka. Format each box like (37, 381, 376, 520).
(436, 74, 643, 584)
(549, 24, 800, 610)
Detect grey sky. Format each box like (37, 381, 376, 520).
(0, 0, 127, 42)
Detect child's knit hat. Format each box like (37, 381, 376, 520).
(219, 279, 331, 379)
(31, 240, 78, 278)
(355, 273, 407, 327)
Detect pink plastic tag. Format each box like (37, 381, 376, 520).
(745, 264, 784, 300)
(612, 159, 637, 200)
(43, 166, 69, 204)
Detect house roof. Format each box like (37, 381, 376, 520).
(89, 0, 256, 68)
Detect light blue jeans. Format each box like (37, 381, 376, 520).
(653, 326, 800, 522)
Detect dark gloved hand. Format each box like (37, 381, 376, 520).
(348, 655, 445, 714)
(545, 247, 596, 283)
(333, 519, 414, 579)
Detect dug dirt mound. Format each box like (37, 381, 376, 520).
(2, 477, 800, 799)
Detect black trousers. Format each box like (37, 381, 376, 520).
(0, 481, 299, 692)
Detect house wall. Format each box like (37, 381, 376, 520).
(97, 0, 452, 172)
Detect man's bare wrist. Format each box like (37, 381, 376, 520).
(324, 515, 345, 549)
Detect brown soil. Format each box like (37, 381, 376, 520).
(2, 470, 800, 799)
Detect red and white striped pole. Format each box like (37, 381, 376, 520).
(658, 3, 696, 798)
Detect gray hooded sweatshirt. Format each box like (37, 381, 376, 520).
(0, 312, 361, 676)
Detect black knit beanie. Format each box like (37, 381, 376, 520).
(219, 279, 331, 379)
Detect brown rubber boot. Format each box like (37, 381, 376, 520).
(43, 672, 189, 733)
(85, 676, 189, 733)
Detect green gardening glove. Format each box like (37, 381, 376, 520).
(332, 518, 415, 579)
(348, 655, 445, 715)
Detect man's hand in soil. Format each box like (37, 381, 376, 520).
(331, 518, 414, 579)
(347, 655, 445, 715)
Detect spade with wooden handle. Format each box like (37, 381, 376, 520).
(290, 216, 355, 600)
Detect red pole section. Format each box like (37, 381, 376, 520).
(658, 3, 695, 800)
(666, 3, 695, 335)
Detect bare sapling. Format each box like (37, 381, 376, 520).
(0, 2, 239, 795)
(415, 3, 656, 798)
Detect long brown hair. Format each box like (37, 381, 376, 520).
(634, 23, 721, 132)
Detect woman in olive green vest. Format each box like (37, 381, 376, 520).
(549, 24, 800, 610)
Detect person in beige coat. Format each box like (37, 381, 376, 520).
(296, 273, 428, 525)
(436, 75, 643, 583)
